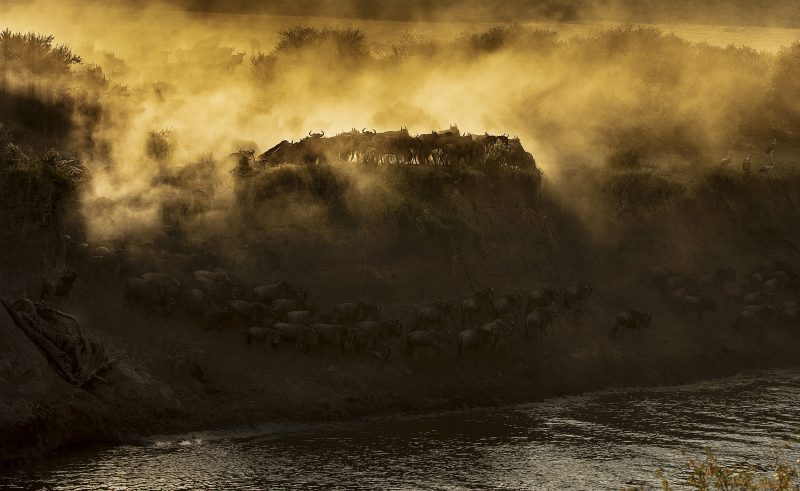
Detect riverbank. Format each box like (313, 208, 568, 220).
(3, 270, 800, 470)
(4, 162, 800, 469)
(5, 368, 800, 490)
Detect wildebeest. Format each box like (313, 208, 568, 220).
(87, 248, 120, 280)
(748, 272, 766, 289)
(670, 286, 702, 306)
(763, 278, 785, 293)
(272, 298, 307, 321)
(65, 238, 91, 266)
(415, 302, 457, 331)
(194, 269, 239, 304)
(253, 282, 305, 303)
(640, 265, 671, 292)
(334, 302, 380, 325)
(525, 309, 555, 341)
(742, 291, 774, 306)
(733, 307, 778, 330)
(116, 257, 151, 279)
(274, 323, 319, 352)
(124, 277, 174, 316)
(226, 300, 272, 327)
(313, 323, 348, 351)
(406, 329, 450, 357)
(493, 294, 523, 322)
(679, 295, 717, 322)
(461, 288, 495, 329)
(141, 273, 181, 303)
(457, 327, 496, 356)
(663, 273, 700, 296)
(700, 267, 736, 290)
(286, 310, 315, 325)
(204, 304, 230, 329)
(41, 270, 78, 299)
(611, 310, 653, 338)
(355, 319, 402, 340)
(479, 319, 514, 348)
(182, 288, 211, 319)
(526, 287, 559, 312)
(258, 139, 293, 164)
(346, 325, 392, 359)
(781, 307, 800, 328)
(246, 326, 281, 349)
(562, 284, 593, 310)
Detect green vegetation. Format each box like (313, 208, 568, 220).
(0, 146, 82, 228)
(251, 26, 370, 80)
(656, 451, 800, 491)
(0, 29, 81, 77)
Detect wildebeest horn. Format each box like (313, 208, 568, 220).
(320, 130, 324, 137)
(309, 130, 313, 136)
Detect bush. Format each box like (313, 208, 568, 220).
(0, 29, 81, 78)
(657, 451, 800, 490)
(0, 143, 81, 228)
(146, 128, 175, 162)
(463, 25, 560, 54)
(251, 26, 370, 81)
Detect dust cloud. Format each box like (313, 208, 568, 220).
(2, 0, 800, 243)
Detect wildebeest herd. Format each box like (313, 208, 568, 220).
(43, 232, 800, 360)
(44, 233, 606, 360)
(257, 125, 537, 170)
(639, 260, 800, 332)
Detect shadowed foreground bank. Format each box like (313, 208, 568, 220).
(3, 151, 800, 468)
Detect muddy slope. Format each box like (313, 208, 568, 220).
(2, 165, 800, 468)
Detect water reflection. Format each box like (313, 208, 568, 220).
(5, 369, 800, 490)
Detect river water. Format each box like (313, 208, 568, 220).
(4, 369, 800, 490)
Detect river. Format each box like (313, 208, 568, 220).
(3, 369, 800, 490)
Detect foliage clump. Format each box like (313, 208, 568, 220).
(251, 26, 370, 81)
(0, 126, 83, 227)
(0, 29, 81, 78)
(146, 128, 175, 163)
(656, 451, 800, 491)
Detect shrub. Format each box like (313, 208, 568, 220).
(251, 26, 370, 80)
(0, 29, 81, 78)
(657, 451, 800, 490)
(145, 128, 175, 162)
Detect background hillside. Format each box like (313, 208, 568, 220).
(65, 0, 800, 28)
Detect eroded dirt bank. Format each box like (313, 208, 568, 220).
(3, 162, 800, 468)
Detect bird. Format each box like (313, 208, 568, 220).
(758, 163, 774, 173)
(742, 155, 752, 173)
(766, 137, 777, 163)
(719, 151, 732, 167)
